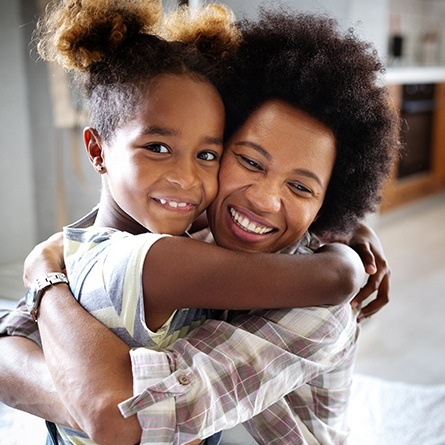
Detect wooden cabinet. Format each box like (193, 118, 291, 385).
(381, 82, 445, 211)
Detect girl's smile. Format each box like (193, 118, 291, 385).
(90, 73, 225, 235)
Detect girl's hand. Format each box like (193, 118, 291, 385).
(23, 232, 65, 287)
(348, 223, 390, 322)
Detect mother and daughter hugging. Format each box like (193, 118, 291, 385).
(0, 0, 400, 444)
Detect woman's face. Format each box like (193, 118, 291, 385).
(98, 74, 225, 235)
(207, 100, 336, 253)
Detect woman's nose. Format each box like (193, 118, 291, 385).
(244, 180, 282, 213)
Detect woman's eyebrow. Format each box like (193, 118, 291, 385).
(235, 141, 323, 187)
(233, 141, 271, 159)
(291, 168, 323, 187)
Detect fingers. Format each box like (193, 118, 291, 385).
(356, 274, 390, 322)
(350, 239, 377, 276)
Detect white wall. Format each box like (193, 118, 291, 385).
(214, 0, 389, 59)
(390, 0, 445, 66)
(0, 0, 36, 264)
(0, 0, 101, 265)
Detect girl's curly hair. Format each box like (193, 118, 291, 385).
(222, 8, 401, 236)
(35, 0, 239, 142)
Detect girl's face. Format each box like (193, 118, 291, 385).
(207, 100, 336, 253)
(98, 74, 225, 235)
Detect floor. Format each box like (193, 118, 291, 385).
(0, 191, 444, 443)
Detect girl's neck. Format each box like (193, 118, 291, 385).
(94, 197, 148, 235)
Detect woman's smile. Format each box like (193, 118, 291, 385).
(229, 206, 276, 235)
(208, 100, 336, 253)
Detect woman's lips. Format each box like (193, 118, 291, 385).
(229, 206, 275, 235)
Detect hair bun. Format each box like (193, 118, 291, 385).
(36, 0, 162, 71)
(160, 3, 240, 60)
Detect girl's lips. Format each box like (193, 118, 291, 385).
(153, 197, 197, 212)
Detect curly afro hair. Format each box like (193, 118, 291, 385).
(221, 8, 401, 236)
(35, 0, 239, 142)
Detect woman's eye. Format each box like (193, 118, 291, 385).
(239, 155, 262, 170)
(146, 143, 170, 154)
(197, 151, 218, 161)
(290, 183, 312, 195)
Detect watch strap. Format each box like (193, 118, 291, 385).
(30, 272, 69, 321)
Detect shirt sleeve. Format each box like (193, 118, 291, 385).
(119, 305, 356, 444)
(0, 298, 42, 346)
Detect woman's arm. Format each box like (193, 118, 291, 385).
(0, 335, 76, 426)
(21, 234, 140, 444)
(347, 223, 390, 321)
(37, 286, 141, 445)
(324, 222, 391, 321)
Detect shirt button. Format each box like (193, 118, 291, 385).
(178, 374, 191, 385)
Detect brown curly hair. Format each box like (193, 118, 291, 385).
(35, 0, 239, 142)
(221, 8, 401, 236)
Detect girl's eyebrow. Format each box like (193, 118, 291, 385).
(142, 126, 223, 146)
(142, 125, 177, 136)
(235, 141, 323, 187)
(204, 136, 224, 146)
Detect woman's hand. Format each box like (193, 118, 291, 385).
(347, 223, 390, 322)
(23, 232, 65, 287)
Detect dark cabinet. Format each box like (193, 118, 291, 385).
(381, 82, 445, 211)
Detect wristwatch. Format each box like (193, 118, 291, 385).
(25, 272, 69, 321)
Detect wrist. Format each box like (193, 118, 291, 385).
(25, 272, 69, 321)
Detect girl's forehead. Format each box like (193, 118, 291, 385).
(114, 74, 225, 142)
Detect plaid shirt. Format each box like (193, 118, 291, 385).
(0, 233, 359, 445)
(118, 305, 358, 445)
(0, 298, 41, 346)
(117, 232, 360, 445)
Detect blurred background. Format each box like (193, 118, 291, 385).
(0, 0, 445, 443)
(1, 0, 445, 267)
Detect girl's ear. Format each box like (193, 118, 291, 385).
(84, 127, 106, 174)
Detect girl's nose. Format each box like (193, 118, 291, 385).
(166, 157, 200, 189)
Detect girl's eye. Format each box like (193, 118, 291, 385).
(146, 143, 170, 154)
(239, 155, 262, 171)
(197, 151, 218, 161)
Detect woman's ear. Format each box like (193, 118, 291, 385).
(84, 127, 106, 174)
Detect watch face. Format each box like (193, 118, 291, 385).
(25, 283, 37, 311)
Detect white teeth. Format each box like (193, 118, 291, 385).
(247, 222, 256, 232)
(229, 207, 274, 234)
(158, 199, 189, 208)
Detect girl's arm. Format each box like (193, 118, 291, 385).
(141, 236, 365, 329)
